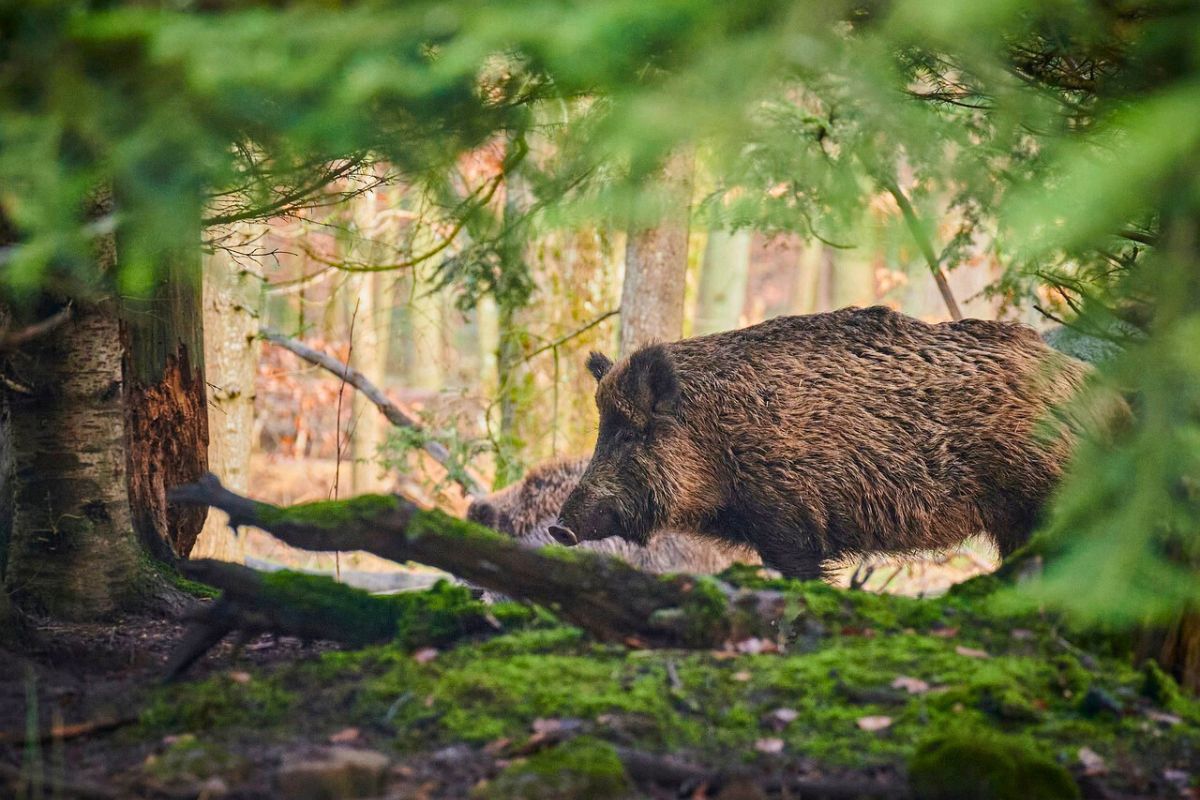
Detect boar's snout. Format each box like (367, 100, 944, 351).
(555, 494, 623, 545)
(547, 524, 579, 546)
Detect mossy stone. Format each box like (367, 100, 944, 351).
(1140, 660, 1182, 709)
(908, 731, 1079, 800)
(476, 736, 633, 800)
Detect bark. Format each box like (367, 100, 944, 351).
(620, 151, 694, 356)
(169, 474, 786, 649)
(787, 241, 824, 315)
(3, 302, 145, 618)
(832, 249, 877, 309)
(122, 247, 209, 560)
(694, 229, 751, 335)
(193, 247, 260, 560)
(348, 272, 390, 494)
(1142, 609, 1200, 694)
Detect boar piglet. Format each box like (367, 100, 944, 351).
(552, 305, 1108, 580)
(468, 456, 755, 574)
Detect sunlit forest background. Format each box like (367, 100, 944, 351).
(203, 165, 1032, 587)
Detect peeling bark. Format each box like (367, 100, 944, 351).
(122, 254, 209, 560)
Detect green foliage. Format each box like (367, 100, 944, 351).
(381, 420, 493, 497)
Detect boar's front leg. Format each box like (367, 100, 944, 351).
(755, 541, 826, 582)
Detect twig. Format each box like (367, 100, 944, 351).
(879, 178, 963, 321)
(262, 329, 485, 497)
(0, 714, 136, 746)
(0, 304, 73, 352)
(522, 309, 620, 363)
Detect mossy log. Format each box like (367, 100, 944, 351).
(165, 561, 506, 679)
(169, 474, 786, 651)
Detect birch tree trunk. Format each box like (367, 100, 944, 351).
(3, 301, 146, 618)
(694, 229, 751, 335)
(192, 246, 261, 560)
(620, 152, 694, 356)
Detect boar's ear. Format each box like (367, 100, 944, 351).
(586, 351, 614, 382)
(625, 344, 680, 419)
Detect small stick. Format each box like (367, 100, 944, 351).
(262, 329, 485, 497)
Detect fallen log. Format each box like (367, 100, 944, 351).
(163, 560, 504, 680)
(261, 328, 485, 497)
(169, 474, 786, 651)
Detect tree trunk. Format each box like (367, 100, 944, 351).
(348, 272, 391, 494)
(192, 246, 261, 560)
(3, 301, 146, 619)
(788, 243, 825, 315)
(694, 229, 751, 335)
(620, 152, 694, 356)
(121, 248, 209, 561)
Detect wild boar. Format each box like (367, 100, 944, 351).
(467, 456, 755, 574)
(551, 306, 1101, 580)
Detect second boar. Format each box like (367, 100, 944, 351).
(467, 456, 755, 574)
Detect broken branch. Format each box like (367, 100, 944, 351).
(261, 329, 485, 497)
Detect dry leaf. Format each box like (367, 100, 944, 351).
(733, 671, 753, 682)
(954, 645, 991, 659)
(1078, 746, 1108, 775)
(930, 627, 959, 638)
(228, 671, 252, 684)
(754, 737, 785, 754)
(761, 708, 799, 731)
(328, 727, 360, 743)
(413, 647, 439, 664)
(856, 715, 893, 732)
(891, 676, 930, 695)
(483, 738, 512, 756)
(1146, 710, 1182, 726)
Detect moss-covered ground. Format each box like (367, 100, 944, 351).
(122, 569, 1199, 798)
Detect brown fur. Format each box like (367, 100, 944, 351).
(558, 306, 1106, 580)
(467, 457, 755, 574)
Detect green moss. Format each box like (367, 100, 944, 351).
(143, 734, 247, 785)
(257, 493, 400, 529)
(407, 508, 510, 544)
(908, 730, 1080, 800)
(260, 570, 400, 645)
(130, 573, 1200, 790)
(141, 553, 220, 599)
(1140, 659, 1182, 709)
(475, 737, 633, 800)
(140, 673, 296, 733)
(390, 579, 503, 650)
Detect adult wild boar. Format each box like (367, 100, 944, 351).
(468, 456, 755, 574)
(550, 306, 1100, 580)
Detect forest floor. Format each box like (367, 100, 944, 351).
(2, 567, 1198, 800)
